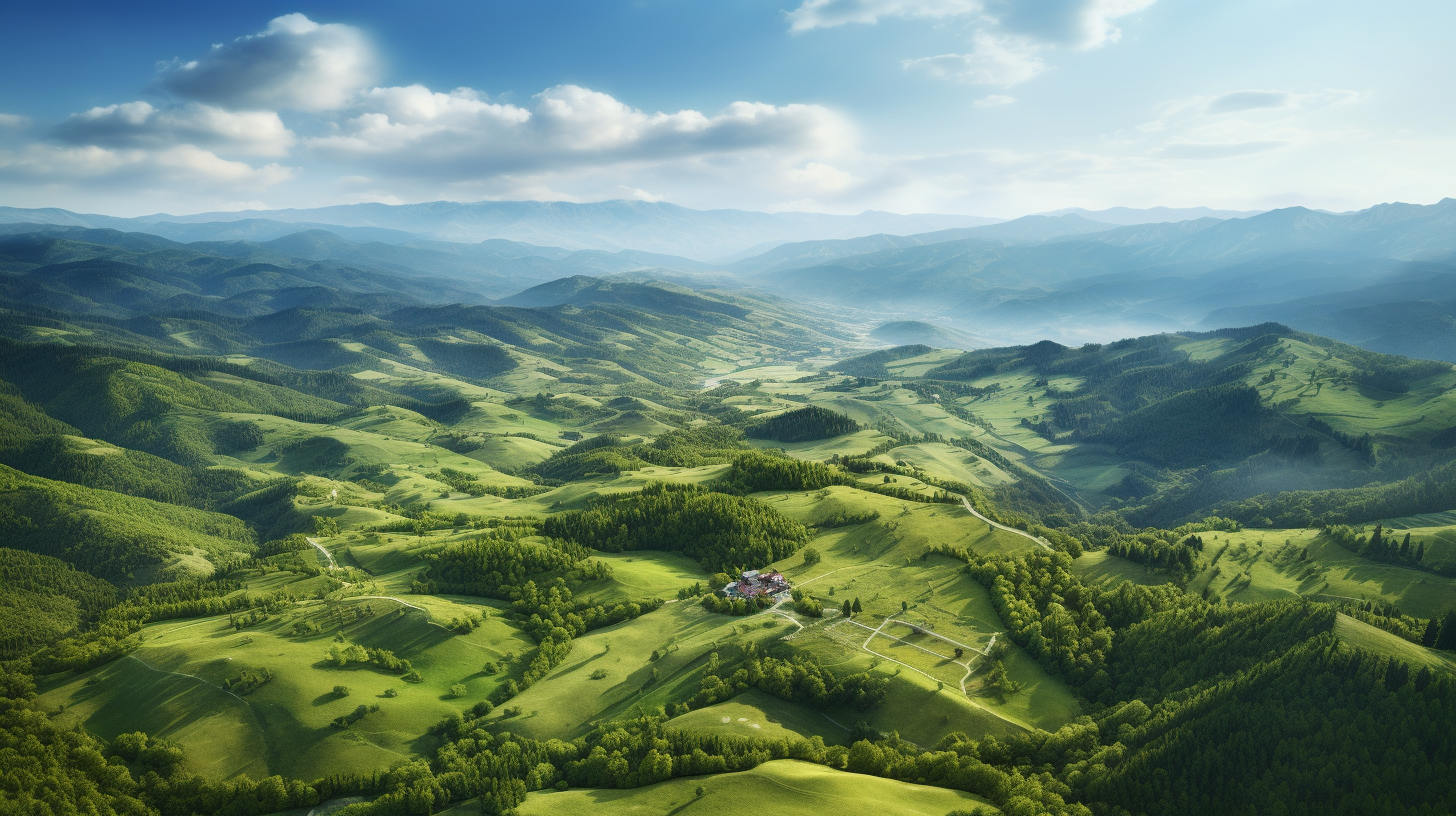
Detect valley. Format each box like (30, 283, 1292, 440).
(0, 205, 1454, 816)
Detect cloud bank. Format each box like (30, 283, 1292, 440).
(1, 13, 855, 213)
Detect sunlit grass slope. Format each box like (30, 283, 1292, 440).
(512, 759, 1000, 816)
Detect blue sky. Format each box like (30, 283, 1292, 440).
(1, 0, 1452, 217)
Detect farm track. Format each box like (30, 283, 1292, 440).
(960, 497, 1054, 552)
(306, 537, 338, 570)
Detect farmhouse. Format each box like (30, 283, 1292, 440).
(721, 569, 790, 601)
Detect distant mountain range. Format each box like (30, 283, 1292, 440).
(741, 199, 1456, 360)
(1037, 205, 1266, 224)
(0, 201, 1003, 261)
(3, 197, 1454, 361)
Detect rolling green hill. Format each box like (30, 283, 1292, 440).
(1, 228, 1455, 816)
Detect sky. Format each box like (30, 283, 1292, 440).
(1, 0, 1453, 218)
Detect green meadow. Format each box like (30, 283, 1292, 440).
(511, 759, 1000, 816)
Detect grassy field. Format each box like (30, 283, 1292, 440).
(1074, 530, 1456, 620)
(665, 689, 845, 744)
(1073, 551, 1173, 588)
(574, 550, 708, 605)
(885, 442, 1016, 488)
(1187, 529, 1456, 619)
(40, 593, 535, 781)
(512, 759, 1000, 816)
(481, 602, 789, 741)
(1333, 614, 1456, 674)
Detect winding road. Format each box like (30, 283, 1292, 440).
(306, 537, 338, 570)
(960, 497, 1054, 552)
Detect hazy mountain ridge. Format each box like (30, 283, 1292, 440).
(0, 201, 1004, 261)
(745, 198, 1456, 359)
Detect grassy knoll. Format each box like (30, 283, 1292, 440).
(464, 435, 561, 470)
(447, 401, 572, 440)
(513, 759, 999, 816)
(435, 464, 731, 518)
(1192, 529, 1456, 618)
(573, 550, 707, 605)
(41, 596, 535, 781)
(761, 486, 1040, 566)
(665, 689, 845, 744)
(209, 411, 534, 490)
(483, 603, 787, 740)
(1333, 614, 1456, 674)
(748, 428, 892, 460)
(886, 442, 1016, 489)
(1072, 551, 1173, 588)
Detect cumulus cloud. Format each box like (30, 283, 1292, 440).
(308, 83, 851, 177)
(54, 101, 295, 156)
(160, 13, 377, 112)
(0, 113, 31, 130)
(903, 32, 1046, 87)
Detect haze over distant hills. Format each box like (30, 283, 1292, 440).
(1037, 206, 1266, 224)
(3, 197, 1455, 360)
(0, 201, 1003, 261)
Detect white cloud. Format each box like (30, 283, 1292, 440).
(0, 143, 293, 188)
(786, 0, 981, 32)
(792, 0, 1155, 90)
(54, 101, 295, 156)
(160, 13, 377, 112)
(974, 94, 1016, 107)
(786, 161, 857, 192)
(903, 32, 1046, 86)
(309, 83, 852, 178)
(0, 113, 31, 130)
(1114, 88, 1367, 164)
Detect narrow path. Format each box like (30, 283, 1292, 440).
(306, 537, 338, 570)
(796, 563, 890, 588)
(125, 654, 250, 704)
(342, 595, 428, 614)
(959, 633, 996, 696)
(961, 497, 1054, 552)
(844, 617, 987, 659)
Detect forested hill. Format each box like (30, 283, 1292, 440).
(885, 323, 1456, 528)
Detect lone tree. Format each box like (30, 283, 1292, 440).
(802, 547, 821, 567)
(842, 599, 852, 617)
(851, 597, 862, 614)
(333, 685, 350, 697)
